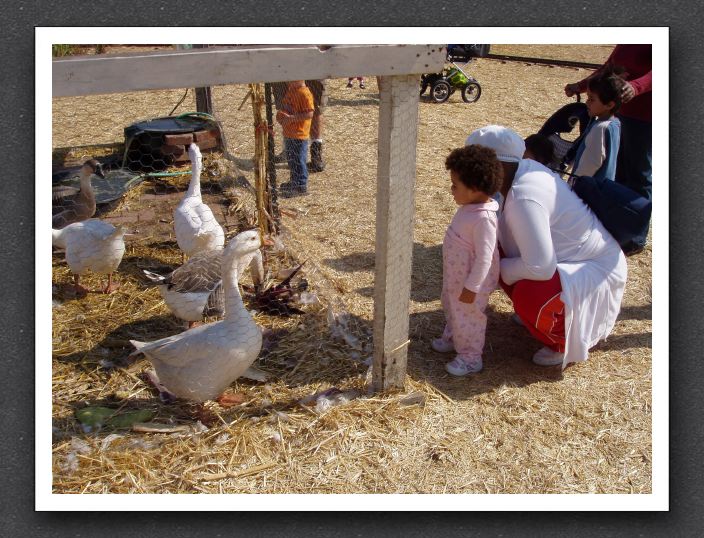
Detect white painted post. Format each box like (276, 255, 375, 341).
(373, 74, 420, 392)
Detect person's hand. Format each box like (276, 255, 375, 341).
(459, 288, 476, 304)
(564, 83, 581, 97)
(276, 110, 289, 124)
(620, 81, 636, 103)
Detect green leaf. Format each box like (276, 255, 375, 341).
(75, 406, 116, 428)
(107, 409, 156, 429)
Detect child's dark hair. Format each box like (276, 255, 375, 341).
(445, 145, 502, 195)
(587, 66, 627, 113)
(524, 133, 555, 166)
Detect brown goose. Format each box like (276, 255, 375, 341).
(142, 242, 265, 328)
(52, 159, 104, 229)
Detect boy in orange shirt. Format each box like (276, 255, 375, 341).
(276, 80, 315, 195)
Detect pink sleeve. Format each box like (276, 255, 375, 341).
(463, 215, 497, 292)
(629, 70, 652, 96)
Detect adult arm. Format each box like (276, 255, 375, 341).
(564, 47, 617, 96)
(500, 199, 557, 285)
(622, 69, 652, 103)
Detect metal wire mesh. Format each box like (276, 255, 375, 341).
(51, 66, 397, 397)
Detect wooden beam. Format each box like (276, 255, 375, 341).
(52, 44, 446, 97)
(192, 44, 214, 115)
(372, 74, 419, 392)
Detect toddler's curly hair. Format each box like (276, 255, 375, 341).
(445, 145, 503, 195)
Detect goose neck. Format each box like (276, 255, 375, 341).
(223, 256, 245, 318)
(186, 161, 202, 197)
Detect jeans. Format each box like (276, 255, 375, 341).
(284, 137, 309, 189)
(616, 114, 652, 201)
(615, 114, 652, 249)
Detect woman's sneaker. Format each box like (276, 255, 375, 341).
(431, 337, 455, 353)
(445, 356, 482, 376)
(532, 346, 564, 366)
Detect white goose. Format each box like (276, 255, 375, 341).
(52, 218, 127, 295)
(52, 159, 104, 229)
(142, 245, 265, 328)
(173, 143, 225, 259)
(130, 230, 270, 403)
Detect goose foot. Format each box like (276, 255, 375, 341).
(72, 276, 90, 298)
(216, 391, 246, 408)
(103, 274, 120, 294)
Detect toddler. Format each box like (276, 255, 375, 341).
(275, 80, 315, 195)
(572, 68, 626, 181)
(432, 145, 502, 376)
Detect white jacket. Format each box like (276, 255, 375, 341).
(498, 159, 628, 367)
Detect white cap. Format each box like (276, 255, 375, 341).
(465, 125, 525, 163)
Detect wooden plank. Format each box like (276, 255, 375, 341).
(372, 74, 419, 392)
(192, 44, 214, 114)
(52, 44, 446, 97)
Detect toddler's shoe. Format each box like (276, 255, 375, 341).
(531, 346, 564, 366)
(431, 337, 455, 353)
(359, 82, 366, 89)
(346, 80, 354, 88)
(445, 356, 482, 376)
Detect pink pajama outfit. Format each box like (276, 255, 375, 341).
(440, 200, 500, 365)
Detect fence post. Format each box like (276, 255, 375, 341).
(192, 44, 214, 115)
(372, 74, 419, 392)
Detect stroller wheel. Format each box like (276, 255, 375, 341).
(431, 80, 451, 103)
(461, 82, 482, 103)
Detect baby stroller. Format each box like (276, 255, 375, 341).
(419, 45, 484, 104)
(537, 95, 589, 172)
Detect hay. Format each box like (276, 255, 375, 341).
(51, 45, 652, 494)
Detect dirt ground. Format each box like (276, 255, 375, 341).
(50, 44, 652, 494)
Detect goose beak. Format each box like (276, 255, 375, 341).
(95, 166, 106, 179)
(261, 234, 275, 247)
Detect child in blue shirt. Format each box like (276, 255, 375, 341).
(572, 69, 626, 181)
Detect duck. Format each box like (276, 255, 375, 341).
(129, 230, 271, 403)
(173, 143, 225, 260)
(52, 218, 127, 295)
(142, 241, 265, 329)
(52, 159, 104, 229)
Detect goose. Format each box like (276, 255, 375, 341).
(142, 243, 265, 329)
(129, 230, 271, 403)
(52, 218, 127, 295)
(173, 143, 225, 260)
(52, 159, 104, 229)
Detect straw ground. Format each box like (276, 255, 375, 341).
(50, 45, 652, 494)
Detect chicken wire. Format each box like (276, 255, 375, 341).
(51, 70, 416, 393)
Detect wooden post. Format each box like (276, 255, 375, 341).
(250, 83, 270, 237)
(372, 74, 420, 392)
(192, 44, 214, 115)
